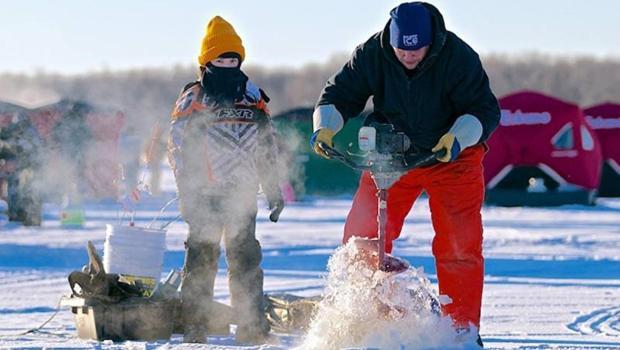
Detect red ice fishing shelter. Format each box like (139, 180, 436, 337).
(484, 91, 603, 206)
(83, 109, 125, 198)
(584, 103, 620, 197)
(28, 100, 124, 200)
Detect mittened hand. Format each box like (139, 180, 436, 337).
(268, 197, 284, 223)
(310, 128, 336, 159)
(432, 133, 461, 162)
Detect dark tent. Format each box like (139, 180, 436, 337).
(271, 107, 369, 196)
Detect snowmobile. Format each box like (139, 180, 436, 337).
(317, 119, 445, 273)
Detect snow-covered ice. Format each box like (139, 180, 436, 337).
(0, 168, 619, 349)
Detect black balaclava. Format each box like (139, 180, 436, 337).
(200, 52, 248, 103)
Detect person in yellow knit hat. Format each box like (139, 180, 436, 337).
(168, 16, 284, 344)
(197, 16, 245, 66)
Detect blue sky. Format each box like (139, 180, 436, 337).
(1, 0, 618, 74)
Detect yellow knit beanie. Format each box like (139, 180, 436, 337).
(198, 16, 245, 66)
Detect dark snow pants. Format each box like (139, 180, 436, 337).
(343, 145, 486, 328)
(180, 193, 269, 337)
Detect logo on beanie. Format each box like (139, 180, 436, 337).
(403, 34, 419, 47)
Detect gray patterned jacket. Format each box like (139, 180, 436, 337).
(168, 80, 281, 202)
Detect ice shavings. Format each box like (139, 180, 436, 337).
(298, 240, 466, 350)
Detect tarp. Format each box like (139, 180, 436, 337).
(484, 91, 602, 204)
(0, 101, 33, 178)
(0, 101, 27, 128)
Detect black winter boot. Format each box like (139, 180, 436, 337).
(181, 239, 221, 343)
(226, 226, 271, 345)
(183, 323, 208, 343)
(476, 334, 484, 348)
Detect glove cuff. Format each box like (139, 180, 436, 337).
(449, 114, 483, 149)
(313, 104, 344, 133)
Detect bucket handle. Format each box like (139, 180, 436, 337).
(159, 214, 181, 230)
(147, 196, 179, 230)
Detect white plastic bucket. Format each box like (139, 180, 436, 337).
(103, 224, 167, 280)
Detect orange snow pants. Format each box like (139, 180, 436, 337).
(343, 145, 486, 328)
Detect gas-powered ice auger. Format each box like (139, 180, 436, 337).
(318, 123, 446, 274)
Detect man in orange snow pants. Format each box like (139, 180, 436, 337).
(344, 145, 486, 326)
(309, 2, 500, 347)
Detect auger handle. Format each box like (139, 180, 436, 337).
(318, 141, 448, 171)
(317, 141, 369, 170)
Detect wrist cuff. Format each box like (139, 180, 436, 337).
(313, 104, 344, 132)
(449, 114, 483, 149)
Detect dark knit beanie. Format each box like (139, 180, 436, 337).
(389, 3, 432, 50)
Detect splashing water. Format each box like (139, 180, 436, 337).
(298, 241, 465, 350)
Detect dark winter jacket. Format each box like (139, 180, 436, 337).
(317, 2, 500, 152)
(167, 80, 281, 203)
(0, 117, 41, 174)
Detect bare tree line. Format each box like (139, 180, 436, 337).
(484, 54, 620, 107)
(1, 53, 619, 139)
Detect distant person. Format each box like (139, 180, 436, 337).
(0, 111, 43, 226)
(168, 16, 284, 344)
(310, 2, 500, 347)
(144, 121, 166, 196)
(119, 123, 142, 192)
